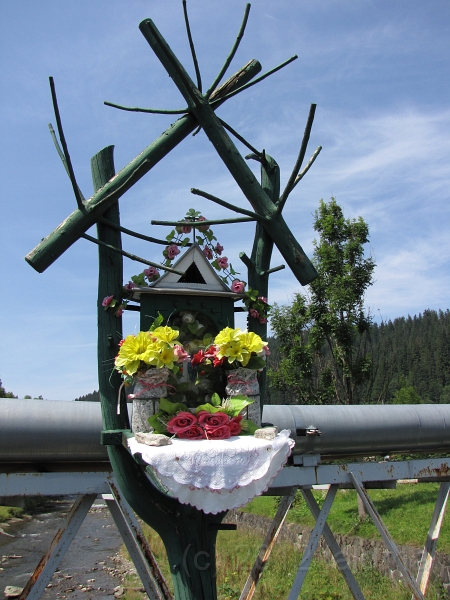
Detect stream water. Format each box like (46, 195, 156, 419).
(0, 498, 131, 599)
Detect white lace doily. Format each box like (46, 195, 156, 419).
(127, 430, 294, 514)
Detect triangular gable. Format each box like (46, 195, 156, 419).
(151, 244, 231, 292)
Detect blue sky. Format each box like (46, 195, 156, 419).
(1, 1, 449, 400)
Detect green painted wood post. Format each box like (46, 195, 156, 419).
(243, 153, 280, 417)
(92, 147, 227, 600)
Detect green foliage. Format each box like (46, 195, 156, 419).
(392, 384, 423, 404)
(268, 198, 377, 404)
(74, 390, 100, 402)
(0, 379, 17, 398)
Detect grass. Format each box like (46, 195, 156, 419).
(0, 505, 24, 522)
(242, 483, 450, 553)
(121, 483, 450, 599)
(121, 526, 447, 600)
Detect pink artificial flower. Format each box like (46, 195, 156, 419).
(144, 266, 159, 279)
(124, 281, 135, 291)
(198, 412, 229, 428)
(173, 344, 189, 362)
(167, 412, 197, 434)
(167, 244, 181, 260)
(258, 296, 268, 304)
(231, 280, 245, 294)
(229, 415, 242, 436)
(177, 223, 192, 234)
(262, 344, 270, 355)
(205, 425, 231, 440)
(215, 243, 224, 255)
(102, 295, 114, 307)
(250, 308, 260, 319)
(259, 317, 268, 325)
(197, 216, 209, 232)
(217, 257, 229, 270)
(177, 425, 206, 440)
(115, 307, 124, 317)
(203, 246, 213, 260)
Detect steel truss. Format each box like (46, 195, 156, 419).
(1, 456, 448, 599)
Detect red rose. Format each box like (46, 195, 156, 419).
(177, 425, 206, 440)
(229, 416, 242, 436)
(206, 425, 231, 440)
(198, 412, 229, 428)
(167, 411, 197, 434)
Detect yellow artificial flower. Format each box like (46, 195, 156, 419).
(239, 331, 266, 354)
(151, 326, 179, 346)
(214, 327, 242, 346)
(115, 332, 155, 375)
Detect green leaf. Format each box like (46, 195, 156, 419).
(166, 230, 175, 242)
(222, 395, 254, 416)
(159, 397, 188, 415)
(194, 403, 222, 414)
(181, 237, 190, 247)
(148, 413, 168, 434)
(240, 419, 258, 435)
(245, 356, 266, 370)
(210, 392, 221, 407)
(196, 236, 204, 245)
(149, 312, 165, 332)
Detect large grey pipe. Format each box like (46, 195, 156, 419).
(263, 404, 450, 459)
(1, 400, 449, 463)
(0, 399, 108, 462)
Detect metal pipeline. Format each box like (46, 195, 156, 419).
(1, 400, 449, 463)
(0, 399, 108, 463)
(262, 404, 450, 459)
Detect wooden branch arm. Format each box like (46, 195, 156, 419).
(206, 3, 251, 97)
(190, 188, 265, 220)
(278, 103, 316, 210)
(25, 60, 261, 273)
(81, 233, 185, 275)
(49, 77, 84, 210)
(151, 217, 255, 227)
(98, 216, 190, 246)
(291, 145, 322, 190)
(239, 251, 253, 269)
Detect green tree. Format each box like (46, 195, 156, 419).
(268, 198, 380, 405)
(0, 379, 17, 399)
(391, 385, 423, 404)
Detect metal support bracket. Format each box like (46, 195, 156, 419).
(287, 484, 338, 599)
(414, 481, 450, 598)
(349, 471, 425, 600)
(240, 487, 298, 600)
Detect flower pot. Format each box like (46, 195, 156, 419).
(129, 368, 170, 433)
(226, 367, 261, 427)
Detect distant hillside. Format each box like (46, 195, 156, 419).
(266, 308, 450, 405)
(74, 390, 100, 402)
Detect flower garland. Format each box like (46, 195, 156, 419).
(127, 208, 271, 323)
